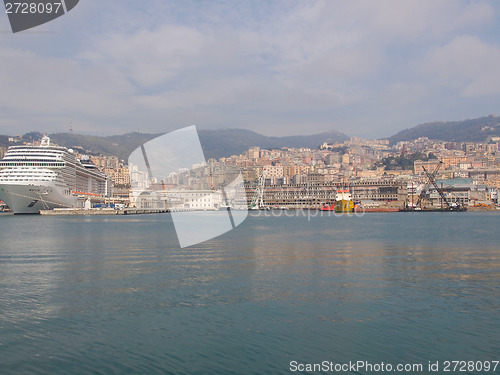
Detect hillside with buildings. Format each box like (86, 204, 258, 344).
(2, 119, 499, 212)
(126, 135, 499, 210)
(389, 115, 500, 144)
(198, 128, 347, 159)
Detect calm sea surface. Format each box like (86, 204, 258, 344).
(0, 212, 499, 374)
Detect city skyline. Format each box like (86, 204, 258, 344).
(1, 1, 500, 138)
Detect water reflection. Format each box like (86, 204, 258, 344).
(1, 213, 499, 373)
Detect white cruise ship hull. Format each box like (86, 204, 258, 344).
(0, 182, 77, 214)
(0, 136, 108, 214)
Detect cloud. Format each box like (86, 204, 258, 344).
(0, 0, 499, 137)
(0, 46, 134, 114)
(365, 0, 494, 40)
(420, 35, 500, 97)
(81, 26, 207, 87)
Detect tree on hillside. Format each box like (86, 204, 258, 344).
(378, 152, 437, 171)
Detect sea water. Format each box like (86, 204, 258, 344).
(0, 212, 499, 374)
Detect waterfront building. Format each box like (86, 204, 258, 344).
(131, 189, 223, 211)
(243, 180, 406, 209)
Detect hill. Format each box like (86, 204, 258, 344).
(0, 135, 9, 148)
(388, 115, 500, 144)
(2, 128, 347, 160)
(49, 132, 163, 161)
(198, 128, 347, 160)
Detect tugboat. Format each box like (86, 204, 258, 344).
(335, 187, 354, 213)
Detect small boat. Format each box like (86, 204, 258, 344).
(320, 203, 335, 211)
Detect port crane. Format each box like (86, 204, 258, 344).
(249, 169, 265, 210)
(422, 164, 464, 211)
(422, 163, 451, 209)
(413, 162, 442, 209)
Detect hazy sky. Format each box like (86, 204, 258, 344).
(1, 0, 500, 138)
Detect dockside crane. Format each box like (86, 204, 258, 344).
(421, 163, 452, 209)
(249, 169, 265, 209)
(422, 163, 465, 211)
(414, 162, 442, 209)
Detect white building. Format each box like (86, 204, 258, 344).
(131, 189, 224, 211)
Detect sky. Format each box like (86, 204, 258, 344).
(1, 0, 500, 139)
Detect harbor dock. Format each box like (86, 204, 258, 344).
(40, 208, 169, 216)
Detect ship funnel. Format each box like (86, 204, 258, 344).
(41, 136, 51, 147)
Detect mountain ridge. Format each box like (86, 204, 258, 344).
(3, 115, 499, 159)
(0, 128, 348, 160)
(388, 115, 500, 144)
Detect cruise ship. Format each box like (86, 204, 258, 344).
(0, 136, 108, 214)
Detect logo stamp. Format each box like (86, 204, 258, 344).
(3, 0, 79, 33)
(128, 126, 248, 248)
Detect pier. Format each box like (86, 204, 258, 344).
(40, 208, 170, 216)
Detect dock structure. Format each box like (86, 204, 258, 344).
(40, 208, 169, 216)
(244, 180, 407, 210)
